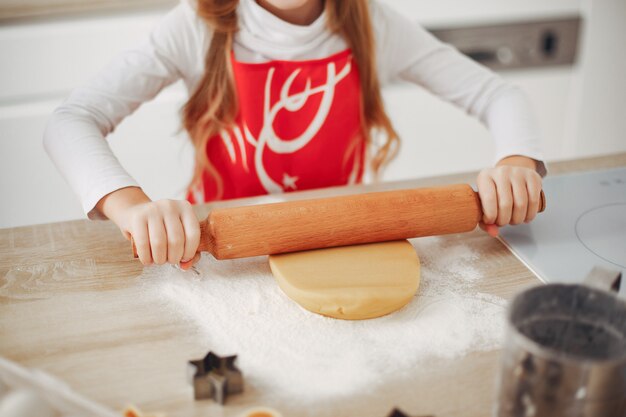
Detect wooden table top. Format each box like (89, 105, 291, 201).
(1, 153, 625, 417)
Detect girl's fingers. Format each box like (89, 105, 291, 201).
(479, 222, 500, 237)
(148, 215, 168, 265)
(131, 220, 152, 265)
(180, 252, 202, 270)
(163, 211, 185, 265)
(476, 165, 542, 229)
(494, 174, 513, 227)
(510, 176, 529, 225)
(477, 172, 498, 225)
(121, 199, 202, 267)
(180, 203, 201, 263)
(525, 173, 543, 223)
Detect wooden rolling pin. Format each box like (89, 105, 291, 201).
(132, 184, 545, 260)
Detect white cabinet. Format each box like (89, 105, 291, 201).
(0, 102, 84, 225)
(0, 13, 160, 101)
(0, 9, 192, 228)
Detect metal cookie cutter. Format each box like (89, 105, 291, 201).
(496, 266, 626, 417)
(188, 351, 244, 404)
(171, 264, 201, 275)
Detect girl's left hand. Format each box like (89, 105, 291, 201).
(476, 156, 543, 237)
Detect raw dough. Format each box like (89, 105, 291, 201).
(269, 240, 420, 320)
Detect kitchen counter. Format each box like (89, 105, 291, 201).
(1, 152, 625, 417)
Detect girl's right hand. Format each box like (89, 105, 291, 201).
(96, 187, 201, 269)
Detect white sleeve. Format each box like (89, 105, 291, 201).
(370, 1, 546, 176)
(43, 0, 206, 220)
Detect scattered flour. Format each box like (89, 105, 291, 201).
(141, 236, 506, 403)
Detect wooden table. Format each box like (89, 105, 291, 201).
(1, 153, 625, 417)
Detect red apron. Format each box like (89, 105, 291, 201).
(187, 49, 365, 204)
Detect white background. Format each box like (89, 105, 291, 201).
(1, 0, 625, 228)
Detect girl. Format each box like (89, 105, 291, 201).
(44, 0, 546, 270)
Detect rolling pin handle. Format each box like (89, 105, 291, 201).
(197, 219, 214, 254)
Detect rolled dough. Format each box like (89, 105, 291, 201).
(268, 240, 420, 320)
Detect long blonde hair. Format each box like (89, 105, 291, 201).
(183, 0, 399, 199)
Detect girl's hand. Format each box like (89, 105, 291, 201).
(476, 156, 543, 237)
(96, 187, 201, 268)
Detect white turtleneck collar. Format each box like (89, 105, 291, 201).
(234, 0, 348, 63)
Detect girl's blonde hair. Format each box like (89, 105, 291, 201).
(183, 0, 399, 199)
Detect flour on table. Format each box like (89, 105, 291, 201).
(141, 236, 506, 403)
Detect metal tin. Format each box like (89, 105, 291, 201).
(496, 267, 626, 417)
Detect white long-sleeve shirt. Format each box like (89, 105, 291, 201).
(44, 0, 545, 220)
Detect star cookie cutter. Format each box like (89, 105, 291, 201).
(188, 351, 244, 404)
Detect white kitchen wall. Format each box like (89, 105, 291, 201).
(1, 0, 624, 228)
(569, 0, 626, 158)
(381, 67, 581, 182)
(0, 10, 192, 228)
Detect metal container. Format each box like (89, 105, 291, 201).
(496, 267, 626, 417)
